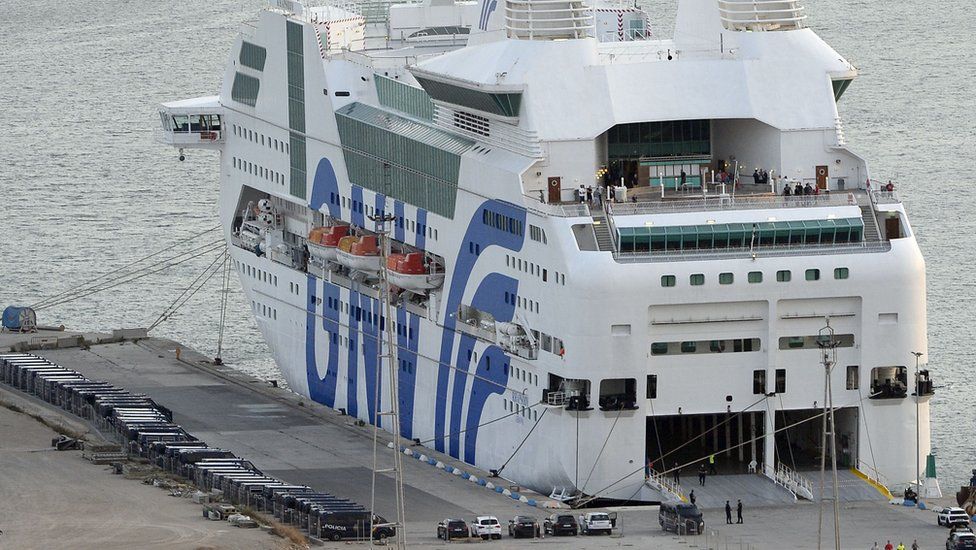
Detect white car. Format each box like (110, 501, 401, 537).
(471, 516, 502, 540)
(578, 512, 613, 535)
(939, 507, 972, 527)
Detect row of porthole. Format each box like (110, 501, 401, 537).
(232, 123, 289, 155)
(232, 156, 285, 187)
(237, 260, 278, 287)
(661, 267, 850, 287)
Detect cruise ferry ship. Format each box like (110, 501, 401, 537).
(158, 0, 933, 502)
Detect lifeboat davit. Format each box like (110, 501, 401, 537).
(386, 252, 445, 291)
(307, 225, 349, 263)
(336, 235, 382, 273)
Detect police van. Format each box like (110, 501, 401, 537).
(659, 502, 704, 535)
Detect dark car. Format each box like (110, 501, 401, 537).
(948, 530, 976, 550)
(544, 513, 578, 536)
(508, 515, 540, 538)
(659, 502, 705, 535)
(319, 512, 395, 542)
(437, 518, 469, 540)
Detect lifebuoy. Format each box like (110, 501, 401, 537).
(549, 180, 559, 187)
(817, 168, 827, 176)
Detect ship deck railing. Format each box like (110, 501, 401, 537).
(529, 184, 892, 218)
(607, 191, 861, 216)
(614, 240, 892, 263)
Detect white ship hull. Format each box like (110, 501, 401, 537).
(161, 0, 934, 502)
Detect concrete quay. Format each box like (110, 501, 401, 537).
(0, 329, 963, 549)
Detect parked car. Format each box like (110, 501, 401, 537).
(947, 530, 976, 550)
(578, 512, 613, 535)
(544, 513, 578, 536)
(659, 501, 704, 534)
(508, 515, 540, 538)
(437, 518, 469, 540)
(939, 507, 973, 528)
(319, 512, 394, 542)
(471, 516, 502, 540)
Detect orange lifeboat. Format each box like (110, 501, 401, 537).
(307, 225, 349, 263)
(336, 235, 382, 273)
(387, 252, 445, 291)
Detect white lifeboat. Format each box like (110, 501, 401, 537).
(386, 252, 445, 291)
(307, 224, 349, 263)
(336, 235, 382, 274)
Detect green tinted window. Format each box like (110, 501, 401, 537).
(231, 73, 260, 106)
(661, 275, 676, 287)
(681, 341, 697, 353)
(690, 273, 704, 286)
(651, 342, 669, 355)
(719, 272, 734, 285)
(834, 267, 849, 280)
(748, 271, 763, 283)
(806, 269, 821, 281)
(239, 41, 267, 71)
(776, 270, 791, 282)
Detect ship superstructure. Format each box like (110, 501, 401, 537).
(159, 0, 932, 502)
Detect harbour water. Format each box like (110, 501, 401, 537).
(0, 0, 972, 489)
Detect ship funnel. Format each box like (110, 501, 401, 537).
(505, 0, 593, 40)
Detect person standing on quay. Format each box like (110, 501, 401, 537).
(725, 501, 732, 524)
(736, 499, 743, 524)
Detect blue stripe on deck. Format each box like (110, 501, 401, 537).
(396, 307, 420, 439)
(416, 208, 427, 250)
(306, 276, 342, 407)
(351, 185, 365, 228)
(346, 288, 360, 418)
(359, 291, 380, 427)
(394, 200, 405, 243)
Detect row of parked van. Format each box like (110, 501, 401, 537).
(0, 353, 394, 543)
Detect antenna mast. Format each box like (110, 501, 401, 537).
(816, 317, 841, 550)
(368, 212, 407, 550)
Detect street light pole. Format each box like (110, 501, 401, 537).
(911, 351, 924, 497)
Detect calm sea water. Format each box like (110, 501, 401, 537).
(0, 1, 972, 488)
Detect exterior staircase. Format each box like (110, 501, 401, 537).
(591, 212, 616, 252)
(859, 204, 883, 242)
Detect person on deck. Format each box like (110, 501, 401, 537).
(673, 462, 681, 485)
(725, 501, 732, 524)
(885, 540, 893, 550)
(783, 185, 792, 197)
(709, 454, 717, 475)
(698, 464, 707, 486)
(753, 169, 761, 184)
(794, 182, 804, 196)
(586, 186, 593, 204)
(689, 490, 696, 505)
(736, 500, 743, 524)
(578, 185, 586, 204)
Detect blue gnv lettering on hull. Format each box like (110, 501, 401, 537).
(305, 276, 342, 407)
(304, 276, 421, 436)
(435, 200, 525, 457)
